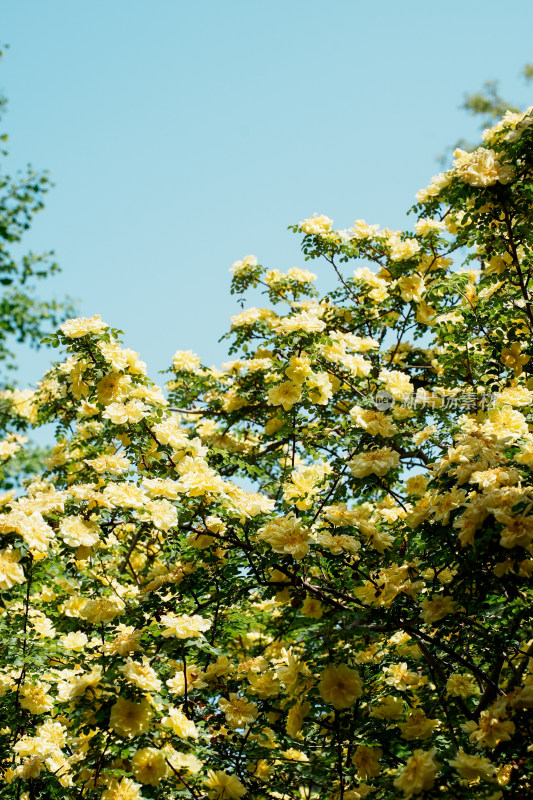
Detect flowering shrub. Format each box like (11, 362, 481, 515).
(1, 107, 533, 799)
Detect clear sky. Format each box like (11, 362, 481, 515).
(2, 0, 533, 387)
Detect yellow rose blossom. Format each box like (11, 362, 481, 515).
(19, 681, 54, 715)
(286, 702, 310, 738)
(463, 710, 515, 749)
(109, 697, 153, 738)
(382, 662, 419, 692)
(172, 349, 202, 371)
(393, 748, 439, 797)
(352, 745, 382, 779)
(446, 673, 478, 698)
(60, 315, 108, 338)
(419, 594, 459, 624)
(299, 213, 333, 235)
(0, 547, 25, 590)
(398, 710, 439, 740)
(449, 750, 496, 781)
(59, 516, 100, 548)
(318, 664, 362, 709)
(454, 146, 513, 187)
(102, 399, 148, 425)
(258, 515, 312, 560)
(205, 770, 246, 800)
(219, 693, 258, 728)
(500, 343, 530, 376)
(230, 254, 258, 274)
(349, 447, 400, 479)
(160, 613, 211, 639)
(131, 748, 169, 786)
(369, 695, 404, 720)
(161, 706, 198, 738)
(119, 657, 162, 693)
(101, 777, 144, 800)
(80, 596, 124, 624)
(350, 406, 398, 437)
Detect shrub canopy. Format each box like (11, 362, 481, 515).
(1, 107, 533, 800)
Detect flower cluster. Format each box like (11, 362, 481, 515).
(0, 107, 533, 799)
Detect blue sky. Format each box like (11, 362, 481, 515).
(3, 0, 533, 387)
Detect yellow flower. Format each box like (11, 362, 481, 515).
(17, 512, 55, 554)
(131, 747, 169, 786)
(378, 368, 414, 400)
(147, 499, 178, 531)
(230, 254, 258, 274)
(389, 237, 421, 262)
(397, 274, 426, 302)
(382, 663, 419, 692)
(56, 666, 102, 702)
(60, 314, 107, 338)
(398, 710, 439, 740)
(352, 745, 382, 779)
(101, 777, 143, 800)
(351, 219, 379, 238)
(482, 405, 529, 441)
(454, 147, 513, 186)
(446, 673, 478, 699)
(463, 710, 515, 749)
(106, 625, 143, 656)
(97, 372, 132, 405)
(299, 214, 333, 235)
(281, 748, 308, 762)
(318, 664, 362, 709)
(449, 750, 496, 781)
(369, 695, 404, 720)
(60, 631, 88, 652)
(80, 596, 124, 624)
(414, 218, 445, 236)
(350, 406, 398, 437)
(19, 681, 54, 715)
(285, 355, 313, 383)
(300, 596, 324, 619)
(273, 310, 326, 334)
(0, 547, 25, 590)
(499, 515, 533, 549)
(109, 697, 153, 738)
(349, 447, 400, 479)
(393, 748, 439, 797)
(102, 482, 148, 509)
(307, 372, 334, 405)
(103, 400, 148, 425)
(172, 349, 202, 371)
(267, 381, 302, 410)
(419, 595, 459, 624)
(119, 658, 162, 693)
(286, 702, 310, 738)
(258, 515, 312, 560)
(501, 343, 530, 376)
(161, 706, 198, 738)
(219, 693, 258, 728)
(247, 672, 280, 699)
(405, 474, 429, 497)
(59, 516, 100, 548)
(160, 613, 211, 639)
(205, 770, 246, 800)
(166, 663, 207, 695)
